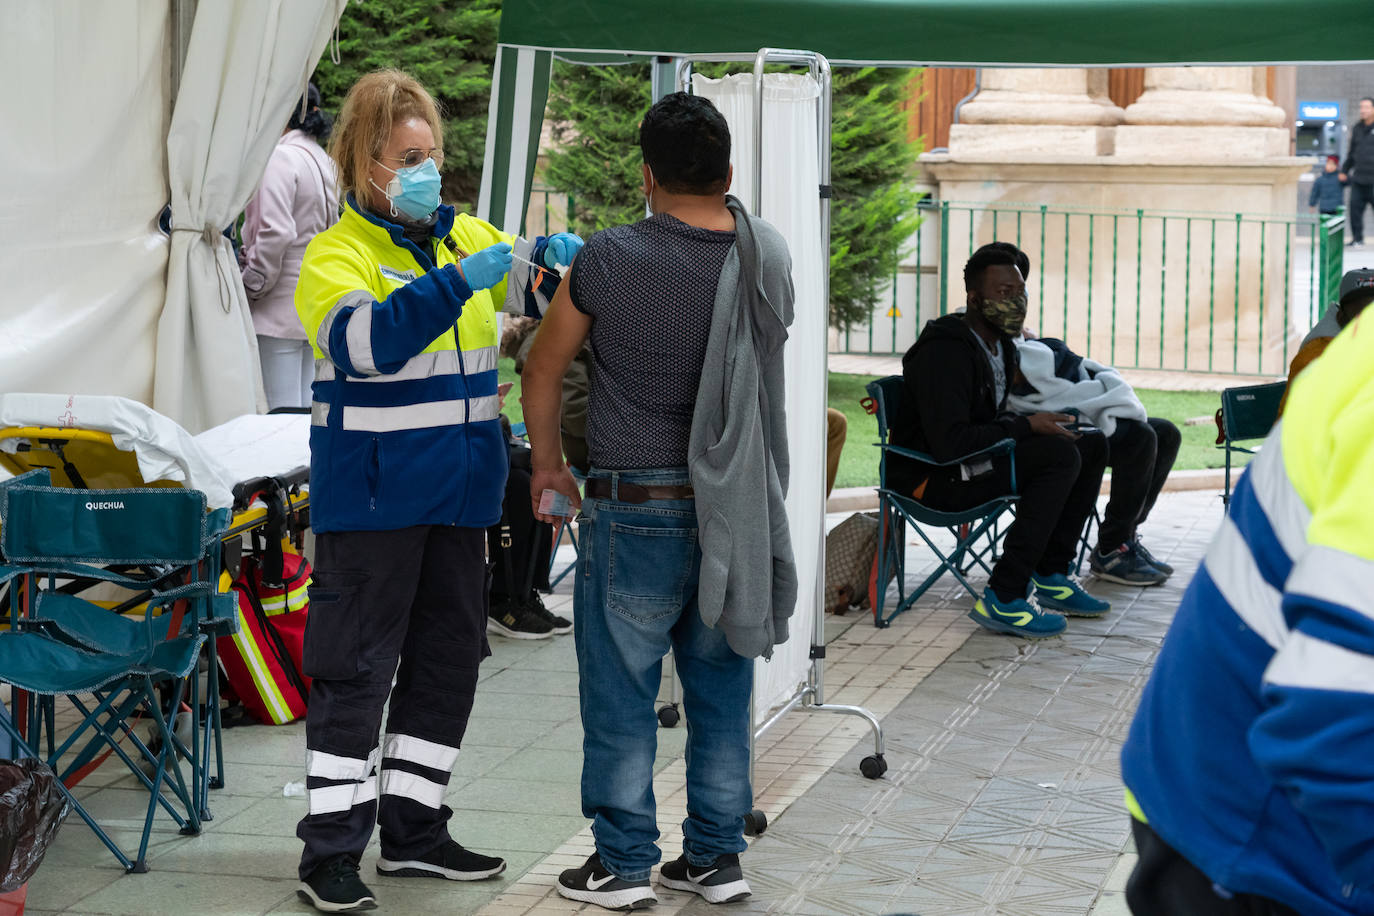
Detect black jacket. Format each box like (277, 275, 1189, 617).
(1343, 119, 1374, 183)
(888, 314, 1032, 490)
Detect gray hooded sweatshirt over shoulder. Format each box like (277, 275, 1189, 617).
(688, 196, 797, 660)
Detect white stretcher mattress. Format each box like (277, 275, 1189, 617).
(0, 394, 310, 510)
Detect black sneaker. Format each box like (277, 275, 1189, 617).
(1129, 537, 1173, 577)
(557, 852, 657, 910)
(298, 856, 377, 913)
(659, 852, 751, 904)
(376, 839, 505, 880)
(487, 597, 555, 639)
(527, 594, 573, 635)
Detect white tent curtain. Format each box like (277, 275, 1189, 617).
(693, 73, 826, 724)
(153, 0, 346, 433)
(0, 1, 171, 404)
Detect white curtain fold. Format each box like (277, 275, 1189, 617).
(154, 0, 346, 432)
(0, 1, 171, 404)
(693, 73, 826, 724)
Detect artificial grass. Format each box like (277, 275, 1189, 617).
(499, 359, 1246, 490)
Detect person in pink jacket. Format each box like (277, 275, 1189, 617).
(240, 82, 341, 410)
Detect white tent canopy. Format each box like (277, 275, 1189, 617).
(0, 0, 345, 433)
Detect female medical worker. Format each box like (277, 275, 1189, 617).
(291, 69, 581, 914)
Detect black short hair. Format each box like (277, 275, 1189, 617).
(639, 93, 731, 195)
(1363, 96, 1374, 106)
(964, 244, 1021, 292)
(974, 241, 1031, 283)
(288, 81, 332, 141)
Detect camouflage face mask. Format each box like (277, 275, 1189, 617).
(977, 291, 1028, 336)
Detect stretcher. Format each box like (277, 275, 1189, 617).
(0, 393, 310, 536)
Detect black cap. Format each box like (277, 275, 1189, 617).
(1339, 267, 1374, 306)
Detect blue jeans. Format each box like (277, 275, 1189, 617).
(574, 467, 753, 880)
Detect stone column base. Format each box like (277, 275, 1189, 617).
(948, 124, 1116, 158)
(1114, 125, 1290, 160)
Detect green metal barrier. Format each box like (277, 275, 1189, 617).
(840, 200, 1338, 377)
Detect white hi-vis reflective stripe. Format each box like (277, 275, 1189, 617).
(342, 394, 501, 433)
(307, 748, 380, 815)
(345, 304, 378, 375)
(1247, 428, 1312, 561)
(1286, 545, 1374, 621)
(315, 347, 497, 385)
(307, 749, 369, 781)
(1205, 518, 1287, 651)
(379, 769, 447, 809)
(383, 733, 460, 772)
(1264, 629, 1374, 694)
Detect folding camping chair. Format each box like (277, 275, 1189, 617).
(866, 376, 1020, 628)
(0, 480, 235, 872)
(1215, 380, 1286, 508)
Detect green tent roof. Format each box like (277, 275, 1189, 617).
(498, 0, 1373, 66)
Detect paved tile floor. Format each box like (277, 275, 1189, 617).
(15, 489, 1223, 915)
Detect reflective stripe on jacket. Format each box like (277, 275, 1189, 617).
(295, 197, 525, 533)
(1121, 310, 1374, 916)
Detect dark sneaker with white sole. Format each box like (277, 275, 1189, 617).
(376, 839, 505, 880)
(1129, 537, 1173, 577)
(298, 856, 377, 913)
(527, 593, 573, 634)
(659, 852, 752, 904)
(557, 852, 657, 910)
(487, 598, 555, 639)
(1090, 542, 1169, 586)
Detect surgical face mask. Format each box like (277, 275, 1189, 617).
(976, 291, 1029, 336)
(370, 157, 442, 221)
(644, 166, 656, 216)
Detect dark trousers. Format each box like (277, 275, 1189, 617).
(488, 464, 552, 602)
(1350, 182, 1374, 242)
(1097, 417, 1182, 553)
(920, 433, 1107, 601)
(1127, 819, 1299, 916)
(297, 526, 491, 879)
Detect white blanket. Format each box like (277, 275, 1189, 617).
(1005, 340, 1147, 437)
(0, 393, 309, 509)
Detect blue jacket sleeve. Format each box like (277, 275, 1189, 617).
(327, 264, 474, 377)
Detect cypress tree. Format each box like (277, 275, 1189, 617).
(312, 0, 502, 213)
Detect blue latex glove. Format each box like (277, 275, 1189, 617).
(544, 232, 584, 269)
(459, 243, 513, 291)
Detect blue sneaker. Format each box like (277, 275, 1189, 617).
(1031, 572, 1111, 617)
(968, 589, 1067, 639)
(1090, 543, 1168, 587)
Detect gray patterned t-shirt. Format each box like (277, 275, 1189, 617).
(569, 213, 736, 469)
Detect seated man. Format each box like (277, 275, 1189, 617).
(888, 245, 1110, 639)
(993, 242, 1179, 587)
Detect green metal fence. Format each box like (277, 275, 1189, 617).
(839, 200, 1346, 377)
(527, 186, 574, 238)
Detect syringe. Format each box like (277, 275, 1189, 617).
(511, 252, 569, 278)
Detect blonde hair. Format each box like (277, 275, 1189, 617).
(329, 69, 444, 202)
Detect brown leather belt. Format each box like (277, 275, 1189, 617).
(584, 479, 695, 503)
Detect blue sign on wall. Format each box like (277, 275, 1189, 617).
(1299, 101, 1342, 121)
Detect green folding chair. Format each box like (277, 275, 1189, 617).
(866, 376, 1020, 628)
(0, 484, 232, 872)
(1216, 380, 1286, 508)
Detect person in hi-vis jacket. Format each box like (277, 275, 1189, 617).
(290, 68, 582, 914)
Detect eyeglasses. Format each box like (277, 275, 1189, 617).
(378, 148, 445, 169)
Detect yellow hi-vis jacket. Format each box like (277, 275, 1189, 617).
(295, 196, 548, 533)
